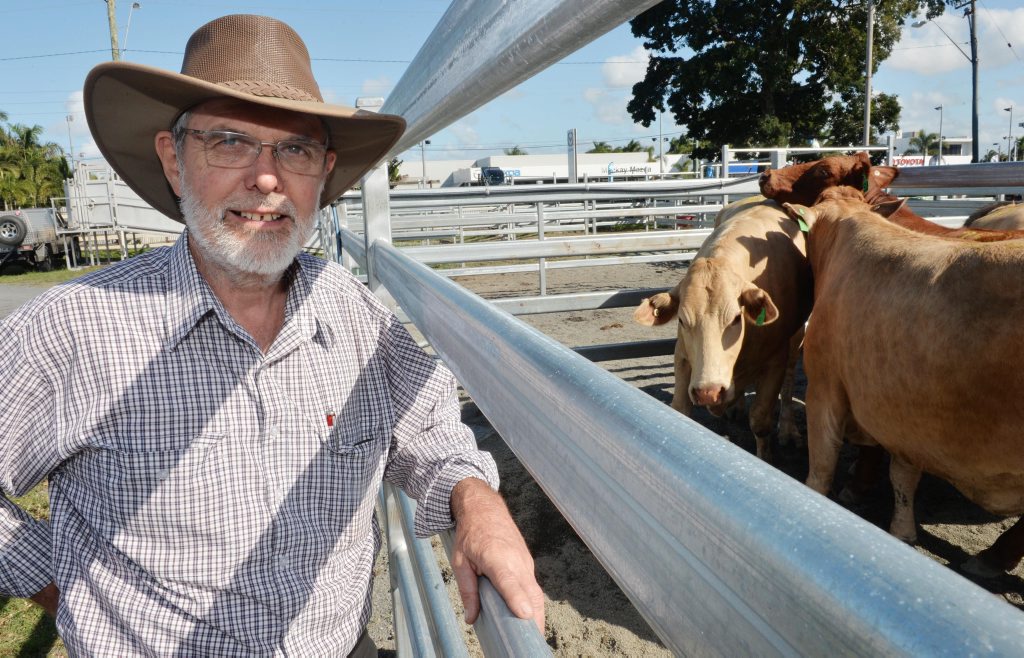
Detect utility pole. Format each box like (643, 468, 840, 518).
(105, 0, 121, 61)
(862, 0, 875, 146)
(952, 0, 979, 162)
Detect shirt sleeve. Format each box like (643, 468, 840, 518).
(378, 314, 499, 538)
(0, 313, 59, 596)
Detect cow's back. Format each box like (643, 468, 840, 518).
(806, 214, 1024, 513)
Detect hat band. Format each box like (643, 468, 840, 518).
(218, 79, 320, 103)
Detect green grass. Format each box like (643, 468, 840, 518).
(0, 483, 65, 656)
(0, 265, 104, 285)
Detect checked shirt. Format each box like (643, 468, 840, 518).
(0, 233, 498, 656)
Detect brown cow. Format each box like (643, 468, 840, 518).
(782, 187, 1024, 578)
(761, 152, 1024, 241)
(964, 201, 1024, 231)
(634, 196, 812, 462)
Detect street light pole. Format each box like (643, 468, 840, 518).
(964, 0, 979, 162)
(863, 0, 875, 146)
(1005, 106, 1014, 161)
(419, 139, 430, 188)
(935, 105, 943, 165)
(122, 2, 141, 58)
(65, 115, 75, 170)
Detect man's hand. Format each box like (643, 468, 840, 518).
(29, 582, 59, 617)
(449, 477, 545, 633)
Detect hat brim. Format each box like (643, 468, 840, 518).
(84, 61, 406, 222)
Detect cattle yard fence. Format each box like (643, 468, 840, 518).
(325, 1, 1024, 655)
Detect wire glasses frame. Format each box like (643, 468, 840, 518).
(181, 128, 329, 176)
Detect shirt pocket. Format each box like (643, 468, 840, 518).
(94, 434, 232, 569)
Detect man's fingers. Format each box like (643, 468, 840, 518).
(451, 556, 481, 625)
(488, 568, 545, 632)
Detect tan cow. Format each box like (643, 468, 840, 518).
(964, 201, 1024, 231)
(782, 187, 1024, 577)
(634, 196, 812, 462)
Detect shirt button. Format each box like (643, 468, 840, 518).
(277, 554, 289, 568)
(268, 426, 280, 440)
(156, 469, 169, 480)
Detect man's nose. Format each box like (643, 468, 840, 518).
(249, 147, 283, 194)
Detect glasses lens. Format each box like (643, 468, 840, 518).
(201, 132, 260, 167)
(275, 140, 327, 175)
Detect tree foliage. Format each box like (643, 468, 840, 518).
(628, 0, 946, 159)
(903, 130, 939, 155)
(0, 115, 70, 209)
(503, 145, 528, 155)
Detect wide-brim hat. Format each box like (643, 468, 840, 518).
(84, 14, 406, 221)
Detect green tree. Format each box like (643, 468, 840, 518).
(503, 145, 528, 155)
(904, 130, 939, 156)
(627, 0, 945, 159)
(587, 141, 614, 153)
(0, 118, 71, 209)
(387, 157, 402, 188)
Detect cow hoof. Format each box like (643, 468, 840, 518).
(961, 556, 1007, 579)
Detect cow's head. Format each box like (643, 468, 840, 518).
(760, 152, 890, 205)
(675, 258, 778, 409)
(781, 186, 906, 231)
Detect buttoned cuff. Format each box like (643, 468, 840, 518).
(412, 459, 499, 538)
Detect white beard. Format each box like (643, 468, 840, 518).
(178, 176, 323, 281)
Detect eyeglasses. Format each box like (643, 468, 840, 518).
(181, 129, 329, 176)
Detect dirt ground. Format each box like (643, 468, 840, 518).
(369, 259, 1024, 656)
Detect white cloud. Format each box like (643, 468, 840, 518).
(360, 76, 392, 97)
(602, 45, 649, 88)
(448, 120, 479, 147)
(888, 8, 1024, 76)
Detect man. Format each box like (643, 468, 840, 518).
(0, 14, 543, 656)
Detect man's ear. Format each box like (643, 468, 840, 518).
(739, 285, 778, 326)
(154, 131, 182, 197)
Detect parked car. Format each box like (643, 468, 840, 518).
(0, 208, 76, 272)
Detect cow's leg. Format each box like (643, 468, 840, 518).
(748, 352, 789, 463)
(803, 377, 847, 496)
(962, 516, 1024, 578)
(888, 455, 921, 542)
(837, 427, 885, 505)
(777, 329, 804, 448)
(670, 353, 694, 417)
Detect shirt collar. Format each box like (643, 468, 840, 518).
(163, 232, 332, 352)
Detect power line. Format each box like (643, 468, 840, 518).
(977, 0, 1020, 61)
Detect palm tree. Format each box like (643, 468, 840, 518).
(904, 130, 939, 156)
(0, 117, 71, 209)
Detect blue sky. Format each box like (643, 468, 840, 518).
(2, 1, 1022, 166)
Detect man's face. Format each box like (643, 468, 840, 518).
(156, 98, 337, 280)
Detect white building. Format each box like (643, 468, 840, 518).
(891, 131, 973, 166)
(395, 152, 696, 189)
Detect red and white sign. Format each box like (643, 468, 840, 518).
(890, 155, 926, 167)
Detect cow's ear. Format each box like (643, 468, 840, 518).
(867, 166, 897, 194)
(872, 198, 906, 218)
(782, 202, 815, 232)
(740, 286, 778, 326)
(633, 290, 679, 326)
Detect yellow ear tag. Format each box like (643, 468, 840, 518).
(796, 208, 809, 233)
(756, 307, 767, 326)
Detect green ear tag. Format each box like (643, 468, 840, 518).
(756, 307, 767, 326)
(862, 173, 869, 193)
(796, 208, 809, 233)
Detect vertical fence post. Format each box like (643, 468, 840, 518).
(361, 162, 395, 306)
(536, 202, 546, 295)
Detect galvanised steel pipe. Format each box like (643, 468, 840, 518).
(381, 0, 662, 155)
(371, 238, 1024, 656)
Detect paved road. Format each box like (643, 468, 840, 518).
(0, 284, 53, 319)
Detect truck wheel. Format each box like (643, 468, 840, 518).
(0, 215, 27, 246)
(35, 245, 53, 272)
